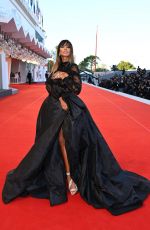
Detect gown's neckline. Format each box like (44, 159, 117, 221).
(60, 61, 70, 65)
(59, 61, 70, 69)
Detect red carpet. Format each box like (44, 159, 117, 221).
(0, 83, 150, 230)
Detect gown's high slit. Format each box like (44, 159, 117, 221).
(2, 62, 150, 215)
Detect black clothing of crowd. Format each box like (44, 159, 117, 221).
(98, 67, 150, 100)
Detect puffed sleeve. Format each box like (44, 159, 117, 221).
(62, 64, 82, 95)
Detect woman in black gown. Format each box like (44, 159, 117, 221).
(2, 40, 150, 215)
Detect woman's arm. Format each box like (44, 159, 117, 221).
(62, 64, 82, 95)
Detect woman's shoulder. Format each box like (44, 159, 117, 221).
(70, 62, 78, 67)
(70, 63, 79, 72)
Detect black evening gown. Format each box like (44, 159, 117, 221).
(2, 62, 150, 215)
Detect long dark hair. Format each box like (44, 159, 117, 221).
(52, 40, 74, 73)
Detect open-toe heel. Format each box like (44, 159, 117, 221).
(66, 172, 78, 195)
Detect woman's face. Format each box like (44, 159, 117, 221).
(59, 44, 71, 58)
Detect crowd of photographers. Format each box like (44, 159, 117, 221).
(95, 67, 150, 100)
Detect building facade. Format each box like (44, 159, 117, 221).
(0, 0, 50, 90)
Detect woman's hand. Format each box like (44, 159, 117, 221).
(59, 97, 68, 111)
(52, 71, 68, 80)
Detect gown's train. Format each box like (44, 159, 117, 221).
(2, 62, 150, 215)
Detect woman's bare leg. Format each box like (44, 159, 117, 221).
(58, 128, 77, 193)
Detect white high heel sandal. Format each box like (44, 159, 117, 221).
(66, 172, 78, 195)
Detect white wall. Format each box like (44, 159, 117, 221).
(0, 51, 9, 89)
